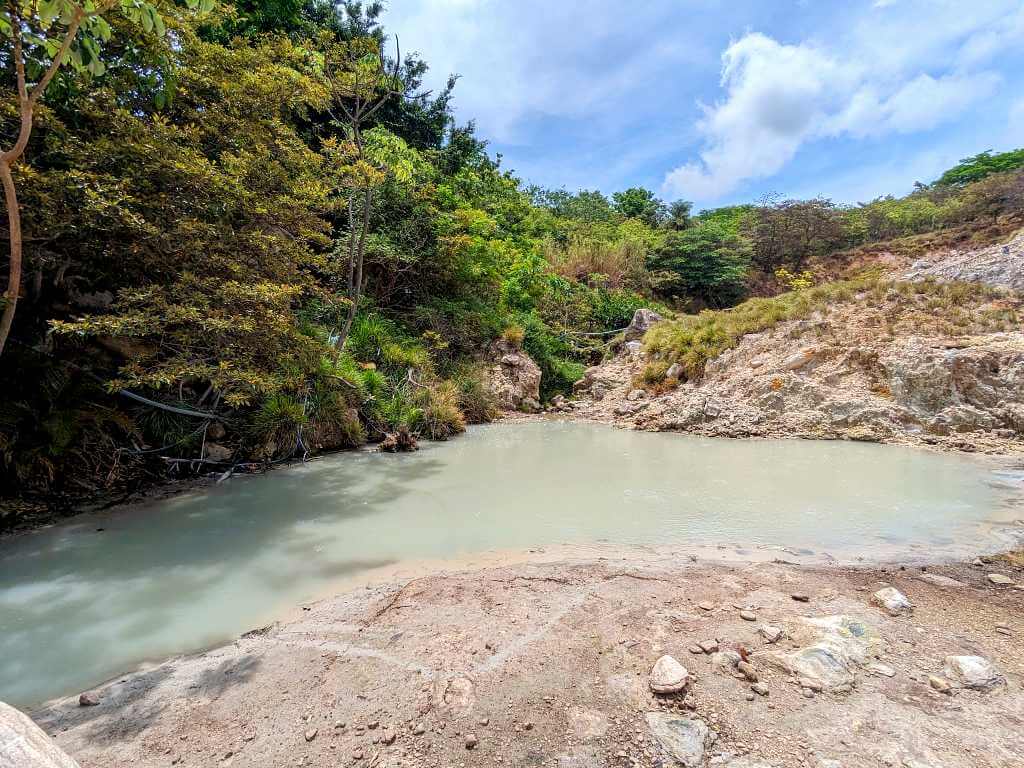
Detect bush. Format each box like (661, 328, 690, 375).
(450, 365, 498, 424)
(416, 381, 467, 440)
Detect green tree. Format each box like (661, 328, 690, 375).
(935, 148, 1024, 187)
(611, 186, 666, 226)
(324, 35, 408, 352)
(664, 199, 692, 230)
(0, 0, 211, 357)
(647, 222, 750, 307)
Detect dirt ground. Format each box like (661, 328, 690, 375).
(32, 550, 1024, 768)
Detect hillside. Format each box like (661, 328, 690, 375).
(570, 231, 1024, 454)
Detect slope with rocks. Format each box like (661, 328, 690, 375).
(569, 232, 1024, 454)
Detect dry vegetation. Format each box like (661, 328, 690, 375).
(638, 277, 1022, 389)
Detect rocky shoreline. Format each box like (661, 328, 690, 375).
(14, 547, 1024, 768)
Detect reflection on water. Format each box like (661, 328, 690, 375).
(1, 421, 1020, 706)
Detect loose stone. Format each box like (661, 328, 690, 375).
(791, 593, 810, 602)
(740, 610, 757, 622)
(987, 573, 1014, 586)
(304, 729, 318, 742)
(650, 655, 691, 694)
(870, 587, 913, 616)
(78, 692, 100, 707)
(465, 733, 479, 749)
(751, 683, 769, 697)
(698, 639, 720, 654)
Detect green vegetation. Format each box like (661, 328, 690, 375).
(0, 0, 1022, 522)
(935, 149, 1024, 187)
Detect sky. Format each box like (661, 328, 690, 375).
(385, 0, 1024, 209)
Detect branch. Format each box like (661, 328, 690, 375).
(27, 5, 87, 107)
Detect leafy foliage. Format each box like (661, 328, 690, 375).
(935, 149, 1024, 187)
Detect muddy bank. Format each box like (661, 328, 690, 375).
(31, 550, 1024, 768)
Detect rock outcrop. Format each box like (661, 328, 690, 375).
(1, 701, 80, 768)
(570, 233, 1024, 454)
(624, 308, 663, 342)
(904, 230, 1024, 291)
(487, 339, 542, 412)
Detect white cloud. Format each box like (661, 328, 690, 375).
(664, 1, 1022, 202)
(386, 1, 709, 144)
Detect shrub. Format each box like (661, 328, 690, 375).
(501, 325, 525, 348)
(417, 381, 467, 440)
(252, 394, 308, 457)
(450, 365, 498, 424)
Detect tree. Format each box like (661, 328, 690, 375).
(611, 186, 666, 227)
(935, 148, 1024, 187)
(743, 198, 847, 271)
(664, 199, 693, 230)
(0, 0, 208, 357)
(324, 35, 408, 352)
(647, 222, 750, 307)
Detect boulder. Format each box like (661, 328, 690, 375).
(624, 309, 663, 342)
(942, 655, 1005, 691)
(487, 338, 542, 411)
(649, 655, 690, 694)
(0, 701, 80, 768)
(757, 615, 884, 690)
(645, 713, 711, 768)
(203, 442, 234, 462)
(870, 587, 913, 616)
(987, 573, 1014, 586)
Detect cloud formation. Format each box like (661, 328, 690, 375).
(663, 1, 1021, 202)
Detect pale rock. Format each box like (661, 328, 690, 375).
(928, 675, 952, 694)
(757, 615, 884, 690)
(666, 363, 684, 380)
(0, 702, 80, 768)
(915, 573, 965, 589)
(649, 655, 690, 694)
(203, 442, 233, 462)
(942, 655, 1005, 691)
(487, 338, 542, 411)
(645, 713, 711, 768)
(779, 348, 815, 371)
(758, 625, 785, 644)
(870, 587, 913, 616)
(987, 573, 1014, 586)
(624, 309, 663, 342)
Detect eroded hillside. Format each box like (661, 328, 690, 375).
(569, 231, 1024, 454)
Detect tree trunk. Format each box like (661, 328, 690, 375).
(0, 160, 22, 357)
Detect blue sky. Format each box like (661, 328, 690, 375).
(386, 0, 1024, 210)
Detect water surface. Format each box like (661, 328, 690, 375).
(1, 421, 1020, 706)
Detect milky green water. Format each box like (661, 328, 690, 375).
(1, 421, 1021, 707)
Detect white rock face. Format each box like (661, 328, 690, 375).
(942, 655, 1005, 691)
(870, 587, 913, 616)
(0, 701, 80, 768)
(648, 655, 690, 693)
